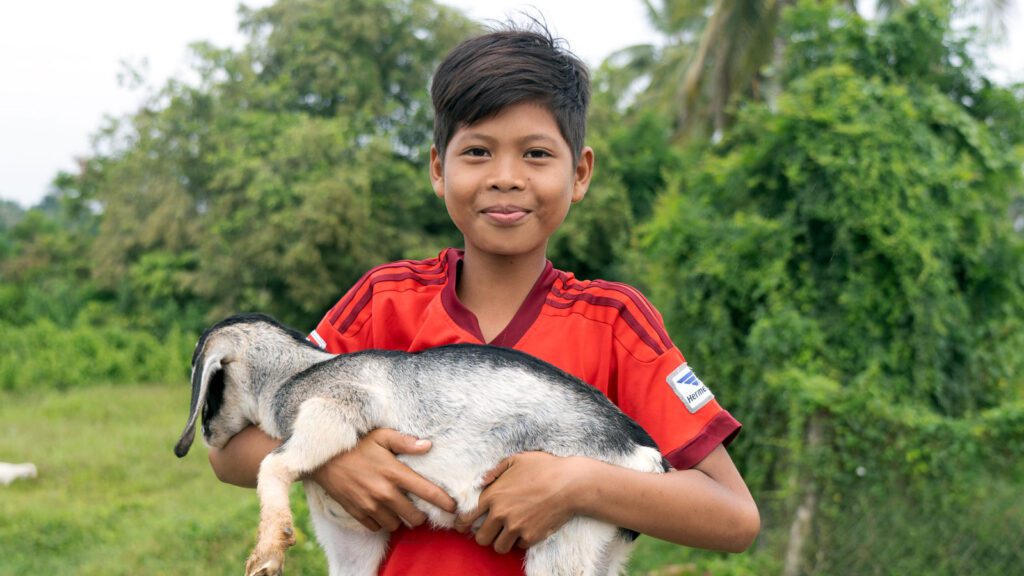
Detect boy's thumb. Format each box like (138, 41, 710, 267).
(379, 429, 432, 454)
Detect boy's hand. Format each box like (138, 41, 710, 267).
(310, 428, 457, 532)
(455, 452, 585, 553)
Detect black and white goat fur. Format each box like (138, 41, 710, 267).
(174, 313, 669, 576)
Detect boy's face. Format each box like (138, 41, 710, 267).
(430, 102, 593, 262)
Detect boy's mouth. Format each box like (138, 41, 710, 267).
(481, 205, 530, 225)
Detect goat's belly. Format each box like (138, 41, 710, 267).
(396, 442, 666, 523)
(396, 449, 491, 524)
(303, 481, 367, 532)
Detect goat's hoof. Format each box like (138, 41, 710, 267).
(245, 552, 284, 576)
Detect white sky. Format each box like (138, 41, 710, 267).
(0, 0, 1021, 208)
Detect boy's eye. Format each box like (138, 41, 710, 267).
(525, 149, 552, 159)
(464, 147, 489, 157)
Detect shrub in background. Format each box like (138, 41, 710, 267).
(0, 311, 194, 392)
(634, 2, 1024, 573)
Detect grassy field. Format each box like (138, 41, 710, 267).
(0, 384, 740, 575)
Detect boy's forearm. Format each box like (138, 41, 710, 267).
(572, 446, 760, 552)
(207, 425, 282, 488)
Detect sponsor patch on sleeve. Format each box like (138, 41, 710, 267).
(308, 329, 327, 350)
(666, 363, 714, 413)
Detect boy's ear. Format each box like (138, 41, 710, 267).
(571, 146, 595, 204)
(430, 145, 445, 199)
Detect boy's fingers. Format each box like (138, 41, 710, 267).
(473, 513, 501, 548)
(353, 513, 384, 533)
(455, 505, 486, 533)
(481, 457, 514, 486)
(350, 483, 429, 530)
(369, 490, 414, 532)
(374, 430, 456, 513)
(371, 428, 433, 455)
(390, 494, 429, 527)
(401, 472, 457, 513)
(363, 428, 456, 514)
(492, 528, 518, 554)
(369, 509, 404, 533)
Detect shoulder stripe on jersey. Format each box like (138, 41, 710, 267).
(589, 280, 673, 349)
(333, 270, 447, 335)
(547, 289, 665, 356)
(327, 257, 445, 325)
(552, 273, 672, 353)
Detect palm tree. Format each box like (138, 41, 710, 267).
(675, 0, 785, 139)
(610, 0, 1012, 142)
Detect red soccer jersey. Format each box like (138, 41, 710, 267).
(309, 248, 741, 575)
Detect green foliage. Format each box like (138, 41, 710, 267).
(0, 199, 23, 231)
(237, 0, 475, 145)
(629, 536, 782, 575)
(601, 110, 680, 223)
(809, 471, 1024, 574)
(58, 0, 474, 330)
(0, 201, 100, 327)
(549, 175, 634, 281)
(634, 1, 1024, 572)
(640, 0, 1024, 426)
(0, 316, 194, 392)
(554, 78, 683, 281)
(3, 0, 1023, 572)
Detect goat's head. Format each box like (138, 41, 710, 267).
(173, 313, 317, 457)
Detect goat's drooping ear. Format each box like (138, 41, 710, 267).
(174, 342, 226, 458)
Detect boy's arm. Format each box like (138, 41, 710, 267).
(456, 445, 759, 554)
(208, 425, 457, 531)
(207, 425, 281, 487)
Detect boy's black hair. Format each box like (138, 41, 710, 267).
(431, 23, 591, 163)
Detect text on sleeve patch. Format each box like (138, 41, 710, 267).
(666, 363, 714, 413)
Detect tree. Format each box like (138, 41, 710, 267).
(68, 0, 476, 329)
(615, 0, 1014, 141)
(0, 194, 98, 327)
(0, 200, 24, 232)
(635, 2, 1024, 572)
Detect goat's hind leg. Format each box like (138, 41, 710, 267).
(246, 397, 370, 576)
(306, 493, 389, 576)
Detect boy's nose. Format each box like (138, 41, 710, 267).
(487, 158, 525, 192)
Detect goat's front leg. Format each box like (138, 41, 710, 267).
(245, 397, 371, 576)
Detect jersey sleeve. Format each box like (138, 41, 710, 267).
(308, 270, 377, 355)
(606, 290, 741, 470)
(615, 344, 740, 470)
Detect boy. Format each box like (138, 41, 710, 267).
(209, 25, 760, 575)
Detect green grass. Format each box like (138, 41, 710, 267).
(0, 384, 735, 575)
(0, 384, 326, 575)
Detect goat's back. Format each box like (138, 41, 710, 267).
(389, 344, 664, 466)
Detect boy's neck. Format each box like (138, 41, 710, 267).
(456, 245, 549, 343)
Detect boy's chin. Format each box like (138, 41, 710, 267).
(465, 239, 549, 260)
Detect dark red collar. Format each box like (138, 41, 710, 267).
(439, 249, 558, 347)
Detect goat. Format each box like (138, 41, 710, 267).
(0, 462, 36, 486)
(174, 313, 669, 576)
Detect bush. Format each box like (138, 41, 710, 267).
(633, 2, 1024, 572)
(0, 316, 194, 392)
